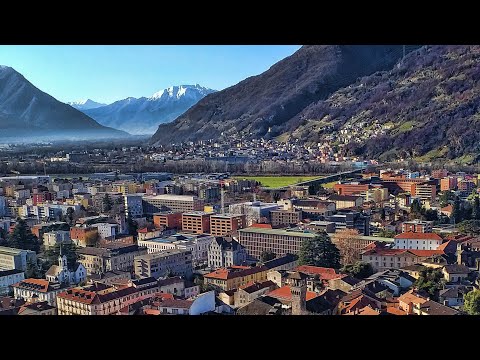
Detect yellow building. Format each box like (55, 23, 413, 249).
(204, 265, 268, 291)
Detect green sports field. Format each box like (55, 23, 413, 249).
(233, 176, 319, 188)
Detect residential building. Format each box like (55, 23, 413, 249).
(134, 249, 193, 279)
(229, 201, 280, 226)
(77, 244, 148, 275)
(270, 209, 302, 227)
(234, 280, 276, 308)
(0, 269, 24, 296)
(440, 177, 457, 191)
(334, 183, 370, 196)
(237, 227, 317, 260)
(458, 180, 475, 192)
(208, 236, 247, 268)
(203, 265, 268, 291)
(138, 233, 213, 266)
(328, 194, 363, 209)
(411, 182, 437, 201)
(263, 254, 299, 272)
(142, 194, 204, 215)
(304, 221, 336, 233)
(17, 301, 57, 315)
(442, 264, 470, 283)
(70, 226, 99, 247)
(137, 228, 162, 241)
(361, 242, 445, 272)
(416, 300, 460, 315)
(401, 220, 433, 233)
(0, 246, 37, 271)
(432, 169, 448, 179)
(209, 213, 246, 236)
(0, 296, 26, 315)
(124, 194, 144, 218)
(43, 230, 71, 248)
(325, 211, 371, 235)
(279, 199, 336, 218)
(87, 270, 131, 286)
(439, 287, 467, 308)
(12, 278, 69, 306)
(354, 269, 415, 296)
(398, 289, 429, 314)
(153, 212, 182, 230)
(56, 280, 161, 315)
(181, 211, 212, 234)
(393, 232, 443, 250)
(91, 223, 119, 240)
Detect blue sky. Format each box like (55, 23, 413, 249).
(0, 45, 301, 104)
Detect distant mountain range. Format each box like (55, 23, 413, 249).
(80, 85, 216, 135)
(68, 99, 106, 110)
(150, 45, 420, 146)
(0, 65, 127, 141)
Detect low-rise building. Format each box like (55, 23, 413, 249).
(134, 249, 193, 279)
(328, 194, 363, 209)
(270, 209, 302, 227)
(77, 244, 148, 275)
(393, 232, 443, 250)
(12, 278, 69, 306)
(203, 265, 268, 291)
(43, 230, 72, 248)
(0, 246, 37, 271)
(234, 280, 276, 308)
(442, 264, 470, 283)
(18, 301, 57, 315)
(0, 269, 24, 296)
(208, 236, 247, 269)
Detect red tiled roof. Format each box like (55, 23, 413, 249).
(158, 299, 193, 309)
(408, 250, 444, 257)
(345, 306, 380, 315)
(143, 309, 161, 315)
(385, 307, 408, 315)
(138, 228, 148, 233)
(362, 248, 409, 256)
(394, 232, 442, 240)
(267, 285, 317, 302)
(12, 279, 52, 293)
(294, 265, 343, 281)
(441, 205, 453, 213)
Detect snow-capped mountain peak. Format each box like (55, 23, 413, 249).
(79, 84, 216, 135)
(68, 99, 107, 110)
(149, 84, 214, 101)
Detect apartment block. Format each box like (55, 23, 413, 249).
(142, 194, 204, 215)
(0, 246, 37, 271)
(237, 227, 317, 260)
(401, 220, 433, 233)
(182, 212, 212, 234)
(153, 212, 182, 230)
(209, 213, 246, 236)
(134, 249, 193, 279)
(270, 209, 302, 227)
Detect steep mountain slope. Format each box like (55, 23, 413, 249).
(150, 45, 419, 145)
(83, 85, 215, 135)
(291, 45, 480, 163)
(0, 66, 127, 140)
(68, 99, 106, 110)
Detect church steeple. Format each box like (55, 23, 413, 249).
(58, 243, 68, 269)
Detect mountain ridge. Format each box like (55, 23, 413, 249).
(82, 84, 216, 135)
(0, 66, 127, 140)
(150, 45, 420, 145)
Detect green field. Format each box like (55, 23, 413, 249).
(233, 176, 319, 188)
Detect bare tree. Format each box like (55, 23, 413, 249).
(332, 229, 361, 265)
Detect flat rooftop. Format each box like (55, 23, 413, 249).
(238, 227, 317, 238)
(143, 194, 197, 201)
(135, 248, 191, 260)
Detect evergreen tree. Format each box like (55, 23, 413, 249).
(66, 207, 75, 225)
(43, 243, 78, 271)
(451, 196, 462, 224)
(341, 261, 374, 279)
(7, 218, 40, 253)
(25, 259, 43, 279)
(298, 232, 341, 269)
(464, 289, 480, 315)
(473, 197, 480, 220)
(127, 215, 138, 236)
(259, 251, 276, 263)
(103, 193, 113, 212)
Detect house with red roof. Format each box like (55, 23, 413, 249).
(393, 232, 443, 250)
(361, 242, 445, 272)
